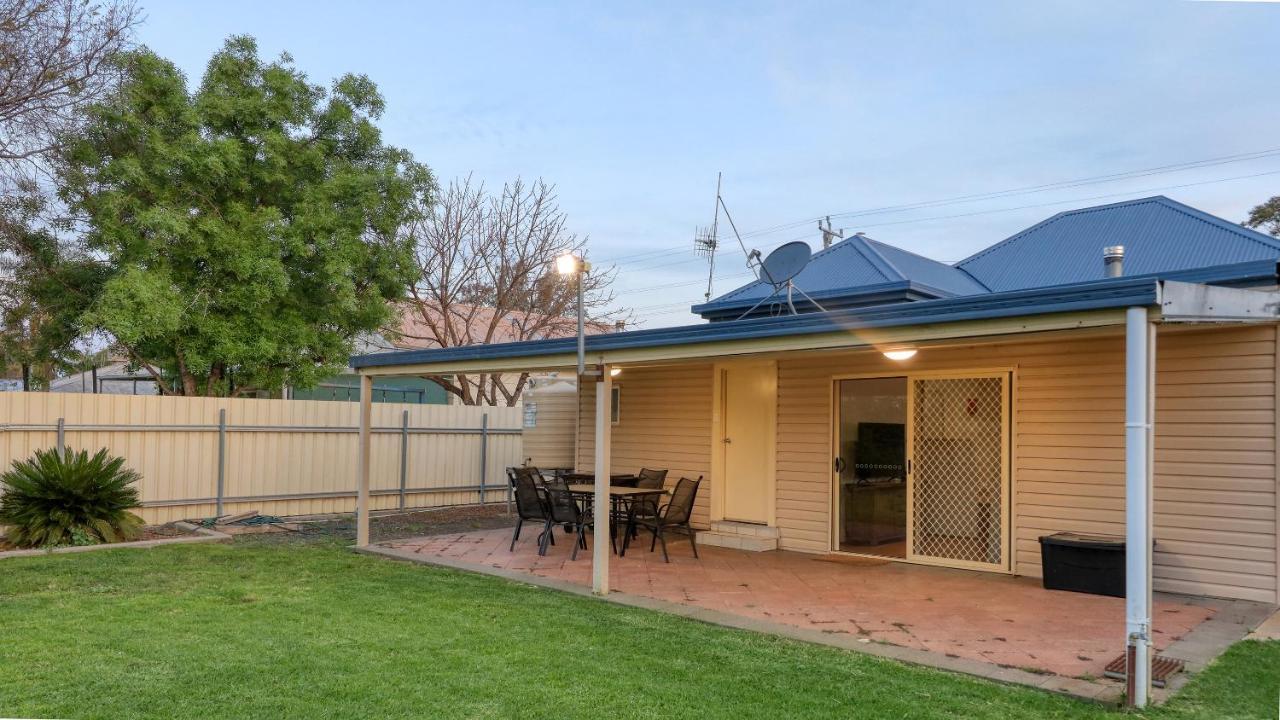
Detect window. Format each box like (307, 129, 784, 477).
(610, 385, 621, 424)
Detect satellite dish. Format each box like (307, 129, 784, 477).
(737, 240, 827, 320)
(759, 241, 811, 286)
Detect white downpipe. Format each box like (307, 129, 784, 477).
(1125, 306, 1153, 707)
(592, 366, 612, 595)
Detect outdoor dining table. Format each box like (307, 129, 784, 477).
(561, 472, 640, 487)
(565, 484, 668, 556)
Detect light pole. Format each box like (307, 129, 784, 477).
(556, 253, 590, 377)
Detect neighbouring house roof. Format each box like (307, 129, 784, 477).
(955, 196, 1280, 292)
(384, 302, 615, 350)
(693, 195, 1280, 320)
(49, 361, 158, 395)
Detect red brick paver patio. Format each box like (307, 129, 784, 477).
(382, 526, 1215, 681)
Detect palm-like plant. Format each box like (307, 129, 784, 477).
(0, 448, 145, 548)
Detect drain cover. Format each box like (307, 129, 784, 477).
(1103, 654, 1186, 688)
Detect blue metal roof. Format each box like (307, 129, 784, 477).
(693, 234, 985, 319)
(956, 196, 1280, 292)
(353, 259, 1278, 370)
(862, 237, 989, 295)
(353, 274, 1175, 369)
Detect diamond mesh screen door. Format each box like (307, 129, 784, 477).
(907, 374, 1009, 571)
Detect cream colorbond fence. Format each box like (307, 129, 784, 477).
(0, 393, 523, 524)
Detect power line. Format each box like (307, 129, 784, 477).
(592, 145, 1280, 267)
(613, 161, 1280, 322)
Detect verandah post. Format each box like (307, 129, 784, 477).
(592, 365, 612, 595)
(1124, 306, 1155, 707)
(356, 373, 373, 547)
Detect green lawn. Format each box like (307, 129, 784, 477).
(0, 538, 1275, 720)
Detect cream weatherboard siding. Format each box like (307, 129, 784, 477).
(572, 325, 1277, 603)
(575, 363, 714, 527)
(521, 379, 578, 469)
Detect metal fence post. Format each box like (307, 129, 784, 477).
(55, 417, 65, 455)
(215, 408, 226, 517)
(398, 409, 409, 510)
(478, 412, 489, 503)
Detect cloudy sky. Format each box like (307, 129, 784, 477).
(137, 0, 1280, 326)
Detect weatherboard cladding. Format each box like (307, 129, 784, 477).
(956, 196, 1280, 293)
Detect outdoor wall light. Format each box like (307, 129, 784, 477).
(610, 367, 622, 377)
(883, 348, 918, 361)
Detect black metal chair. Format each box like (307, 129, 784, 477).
(626, 468, 668, 538)
(510, 472, 552, 554)
(628, 475, 701, 562)
(543, 479, 602, 559)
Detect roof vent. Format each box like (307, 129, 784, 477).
(1104, 245, 1124, 278)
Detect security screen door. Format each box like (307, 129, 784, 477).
(906, 373, 1010, 571)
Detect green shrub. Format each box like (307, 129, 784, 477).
(0, 448, 145, 548)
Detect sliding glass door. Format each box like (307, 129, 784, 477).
(834, 377, 908, 558)
(834, 372, 1010, 571)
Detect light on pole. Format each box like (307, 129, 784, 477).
(556, 253, 591, 377)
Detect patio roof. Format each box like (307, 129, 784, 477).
(351, 264, 1280, 375)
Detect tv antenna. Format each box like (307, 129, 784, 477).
(736, 240, 828, 320)
(694, 172, 722, 301)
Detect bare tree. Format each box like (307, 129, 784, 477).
(0, 0, 139, 171)
(395, 176, 628, 406)
(0, 0, 138, 387)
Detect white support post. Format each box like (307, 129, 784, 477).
(1124, 306, 1155, 707)
(592, 365, 612, 595)
(356, 373, 374, 548)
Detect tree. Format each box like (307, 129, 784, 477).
(395, 176, 626, 406)
(37, 36, 430, 396)
(0, 0, 139, 388)
(0, 0, 139, 170)
(1244, 196, 1280, 238)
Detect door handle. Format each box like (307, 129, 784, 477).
(833, 457, 846, 473)
(722, 437, 732, 444)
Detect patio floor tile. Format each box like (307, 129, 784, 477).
(381, 526, 1217, 682)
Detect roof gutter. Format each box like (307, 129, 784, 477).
(352, 276, 1165, 373)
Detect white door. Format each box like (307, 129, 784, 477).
(906, 373, 1010, 571)
(721, 364, 774, 523)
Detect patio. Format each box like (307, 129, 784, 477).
(369, 525, 1267, 701)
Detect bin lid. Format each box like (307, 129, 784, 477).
(1038, 531, 1126, 549)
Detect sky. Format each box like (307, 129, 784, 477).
(136, 0, 1280, 327)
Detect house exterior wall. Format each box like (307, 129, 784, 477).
(573, 324, 1278, 603)
(522, 378, 578, 468)
(575, 363, 714, 527)
(775, 324, 1277, 603)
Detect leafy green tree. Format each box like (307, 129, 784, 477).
(42, 36, 431, 396)
(1244, 196, 1280, 238)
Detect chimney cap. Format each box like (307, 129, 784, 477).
(1103, 245, 1125, 258)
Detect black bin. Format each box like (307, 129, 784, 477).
(1038, 532, 1126, 597)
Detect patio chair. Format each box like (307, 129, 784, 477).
(628, 476, 702, 563)
(543, 480, 604, 560)
(510, 472, 553, 554)
(626, 468, 668, 538)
